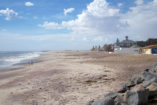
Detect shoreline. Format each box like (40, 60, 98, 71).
(0, 51, 45, 72)
(0, 51, 157, 105)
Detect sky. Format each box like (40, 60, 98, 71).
(0, 0, 157, 51)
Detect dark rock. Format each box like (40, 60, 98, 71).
(142, 77, 157, 87)
(126, 82, 135, 88)
(150, 62, 157, 73)
(130, 74, 143, 85)
(142, 71, 157, 81)
(125, 85, 149, 105)
(142, 80, 152, 88)
(115, 102, 127, 105)
(147, 83, 157, 90)
(120, 103, 127, 105)
(114, 94, 126, 105)
(127, 91, 148, 105)
(104, 92, 119, 99)
(147, 83, 157, 97)
(144, 68, 150, 72)
(116, 84, 129, 93)
(92, 97, 115, 105)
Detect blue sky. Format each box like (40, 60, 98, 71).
(0, 0, 157, 51)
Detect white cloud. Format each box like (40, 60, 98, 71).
(25, 2, 34, 6)
(61, 0, 122, 35)
(39, 21, 63, 30)
(39, 0, 157, 43)
(83, 37, 87, 41)
(40, 0, 121, 35)
(0, 8, 18, 20)
(87, 0, 119, 17)
(64, 8, 75, 16)
(118, 3, 123, 7)
(122, 0, 157, 39)
(135, 0, 143, 5)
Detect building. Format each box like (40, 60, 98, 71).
(142, 44, 157, 54)
(116, 36, 136, 48)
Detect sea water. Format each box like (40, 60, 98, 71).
(0, 51, 42, 71)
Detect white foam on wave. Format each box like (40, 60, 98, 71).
(4, 52, 42, 64)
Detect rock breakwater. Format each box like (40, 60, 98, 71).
(86, 62, 157, 105)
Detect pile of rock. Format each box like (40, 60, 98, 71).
(86, 62, 157, 105)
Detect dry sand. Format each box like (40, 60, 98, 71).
(0, 51, 157, 105)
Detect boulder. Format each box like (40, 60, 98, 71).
(142, 80, 152, 88)
(115, 84, 129, 93)
(147, 83, 157, 97)
(142, 77, 157, 88)
(143, 68, 150, 72)
(92, 97, 115, 105)
(142, 71, 157, 81)
(130, 74, 143, 85)
(150, 62, 157, 73)
(124, 85, 149, 105)
(114, 94, 126, 105)
(147, 83, 157, 91)
(126, 82, 135, 88)
(104, 92, 119, 99)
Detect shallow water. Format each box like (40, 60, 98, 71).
(0, 51, 42, 71)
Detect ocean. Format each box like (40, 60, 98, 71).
(0, 51, 42, 71)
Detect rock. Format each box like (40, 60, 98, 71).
(130, 74, 143, 85)
(144, 68, 150, 72)
(147, 83, 157, 97)
(130, 85, 145, 92)
(147, 83, 157, 91)
(142, 77, 157, 87)
(114, 94, 126, 105)
(119, 103, 127, 105)
(142, 71, 157, 81)
(115, 84, 129, 93)
(92, 97, 115, 105)
(150, 62, 157, 73)
(123, 91, 128, 103)
(126, 82, 135, 88)
(124, 85, 149, 105)
(104, 92, 119, 99)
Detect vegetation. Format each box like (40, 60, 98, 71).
(91, 44, 114, 52)
(137, 38, 157, 47)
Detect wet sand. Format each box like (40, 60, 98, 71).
(0, 51, 157, 105)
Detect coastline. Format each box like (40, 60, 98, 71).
(0, 51, 45, 72)
(0, 51, 43, 72)
(0, 51, 157, 105)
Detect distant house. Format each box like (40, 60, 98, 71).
(142, 44, 157, 54)
(116, 36, 136, 48)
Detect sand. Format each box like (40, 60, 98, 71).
(0, 51, 157, 105)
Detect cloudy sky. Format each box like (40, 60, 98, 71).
(0, 0, 157, 51)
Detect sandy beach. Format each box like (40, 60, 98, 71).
(0, 51, 157, 105)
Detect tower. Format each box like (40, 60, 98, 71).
(116, 38, 119, 46)
(126, 36, 128, 40)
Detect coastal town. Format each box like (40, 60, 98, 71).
(91, 36, 157, 54)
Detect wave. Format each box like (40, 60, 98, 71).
(3, 52, 42, 64)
